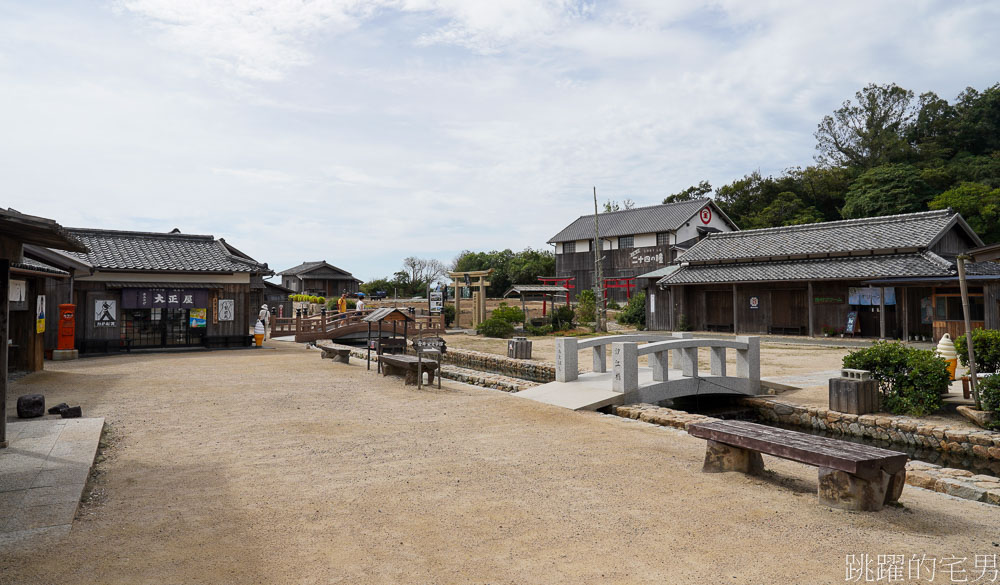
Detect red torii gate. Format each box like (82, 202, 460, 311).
(537, 276, 574, 316)
(603, 277, 636, 308)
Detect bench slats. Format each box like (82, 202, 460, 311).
(688, 420, 907, 480)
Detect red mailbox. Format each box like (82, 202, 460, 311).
(58, 303, 76, 350)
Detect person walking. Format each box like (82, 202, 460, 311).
(337, 293, 348, 314)
(356, 297, 366, 311)
(257, 304, 271, 340)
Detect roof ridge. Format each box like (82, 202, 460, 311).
(568, 197, 708, 222)
(67, 227, 215, 240)
(701, 209, 952, 240)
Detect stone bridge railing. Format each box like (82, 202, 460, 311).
(555, 334, 680, 382)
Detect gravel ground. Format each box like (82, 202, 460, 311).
(2, 341, 998, 584)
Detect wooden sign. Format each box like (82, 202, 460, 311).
(814, 296, 844, 305)
(845, 311, 859, 335)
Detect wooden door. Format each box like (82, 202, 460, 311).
(704, 290, 734, 332)
(771, 290, 807, 333)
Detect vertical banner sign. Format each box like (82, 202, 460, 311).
(212, 295, 219, 325)
(218, 300, 235, 321)
(36, 295, 46, 333)
(95, 299, 117, 327)
(8, 280, 26, 302)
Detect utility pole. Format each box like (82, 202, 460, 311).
(957, 254, 982, 409)
(593, 186, 606, 332)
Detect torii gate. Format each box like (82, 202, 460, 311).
(449, 269, 493, 328)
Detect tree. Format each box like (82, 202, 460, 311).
(663, 180, 712, 204)
(928, 182, 1000, 243)
(452, 248, 554, 297)
(815, 83, 917, 169)
(746, 192, 823, 228)
(402, 256, 446, 289)
(602, 198, 635, 212)
(841, 163, 933, 218)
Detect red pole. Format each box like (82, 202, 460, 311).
(542, 297, 547, 316)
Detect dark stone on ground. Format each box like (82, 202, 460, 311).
(60, 406, 82, 419)
(48, 402, 69, 414)
(16, 394, 45, 418)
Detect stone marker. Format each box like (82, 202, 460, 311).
(17, 394, 45, 418)
(60, 406, 82, 418)
(48, 402, 69, 415)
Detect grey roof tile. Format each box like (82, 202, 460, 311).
(278, 260, 357, 278)
(548, 199, 715, 243)
(659, 252, 956, 285)
(675, 210, 972, 263)
(60, 229, 265, 273)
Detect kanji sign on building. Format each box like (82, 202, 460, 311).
(121, 288, 209, 309)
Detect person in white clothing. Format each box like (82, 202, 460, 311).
(356, 298, 366, 311)
(257, 304, 270, 340)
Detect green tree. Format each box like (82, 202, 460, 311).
(452, 248, 555, 297)
(928, 182, 1000, 243)
(815, 83, 916, 169)
(602, 199, 636, 212)
(746, 192, 823, 228)
(841, 164, 933, 218)
(663, 180, 712, 204)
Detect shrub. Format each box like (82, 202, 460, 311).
(954, 328, 1000, 374)
(442, 304, 456, 327)
(616, 292, 646, 330)
(980, 374, 1000, 412)
(551, 305, 575, 331)
(676, 314, 691, 332)
(576, 289, 596, 323)
(606, 299, 621, 310)
(476, 316, 515, 338)
(525, 321, 553, 336)
(491, 303, 525, 324)
(346, 299, 357, 310)
(842, 341, 948, 416)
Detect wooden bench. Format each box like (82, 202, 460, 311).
(379, 354, 438, 386)
(687, 420, 907, 511)
(320, 346, 352, 364)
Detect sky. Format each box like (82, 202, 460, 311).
(2, 1, 998, 282)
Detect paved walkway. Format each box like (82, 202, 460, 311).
(0, 417, 104, 548)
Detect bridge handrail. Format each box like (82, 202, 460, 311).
(634, 337, 749, 357)
(555, 332, 690, 382)
(574, 334, 671, 351)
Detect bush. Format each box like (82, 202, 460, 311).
(980, 374, 1000, 413)
(606, 299, 621, 310)
(954, 328, 1000, 374)
(616, 292, 646, 329)
(491, 303, 525, 324)
(442, 304, 456, 327)
(476, 316, 515, 338)
(676, 314, 691, 332)
(842, 341, 948, 416)
(551, 305, 575, 331)
(525, 321, 553, 336)
(576, 289, 596, 323)
(346, 299, 357, 310)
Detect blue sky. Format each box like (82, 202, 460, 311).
(2, 1, 999, 281)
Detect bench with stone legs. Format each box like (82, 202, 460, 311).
(379, 354, 438, 386)
(687, 420, 907, 511)
(320, 346, 352, 364)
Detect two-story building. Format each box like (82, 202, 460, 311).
(547, 198, 737, 301)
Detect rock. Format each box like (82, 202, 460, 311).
(16, 394, 44, 418)
(973, 445, 992, 459)
(938, 468, 974, 477)
(945, 429, 970, 443)
(906, 470, 938, 490)
(968, 432, 995, 446)
(986, 490, 1000, 506)
(935, 477, 987, 502)
(60, 406, 82, 418)
(702, 440, 764, 475)
(47, 402, 69, 415)
(956, 406, 997, 429)
(875, 416, 893, 428)
(818, 468, 894, 511)
(773, 403, 794, 416)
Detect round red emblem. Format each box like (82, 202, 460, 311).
(700, 206, 712, 224)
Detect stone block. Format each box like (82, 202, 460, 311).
(934, 477, 987, 502)
(60, 406, 82, 419)
(818, 468, 892, 511)
(906, 470, 939, 490)
(17, 394, 45, 419)
(702, 440, 764, 475)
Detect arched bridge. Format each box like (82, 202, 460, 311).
(271, 309, 446, 343)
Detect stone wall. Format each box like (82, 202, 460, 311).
(439, 348, 556, 383)
(740, 396, 1000, 463)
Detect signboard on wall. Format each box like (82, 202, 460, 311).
(8, 279, 25, 302)
(848, 287, 895, 306)
(219, 299, 235, 321)
(36, 295, 46, 333)
(429, 291, 443, 314)
(628, 247, 665, 266)
(749, 296, 760, 310)
(121, 288, 209, 309)
(189, 308, 207, 328)
(95, 300, 117, 327)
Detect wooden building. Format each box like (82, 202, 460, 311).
(33, 228, 270, 352)
(653, 210, 1000, 341)
(278, 261, 361, 297)
(547, 198, 737, 301)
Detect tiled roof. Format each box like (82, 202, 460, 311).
(659, 252, 957, 285)
(278, 260, 357, 278)
(59, 228, 266, 273)
(12, 258, 69, 276)
(547, 199, 715, 243)
(675, 210, 979, 263)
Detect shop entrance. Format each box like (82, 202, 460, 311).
(122, 308, 204, 348)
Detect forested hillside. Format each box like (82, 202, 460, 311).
(666, 83, 1000, 242)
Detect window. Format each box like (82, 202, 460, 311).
(563, 241, 575, 254)
(935, 296, 985, 320)
(656, 232, 670, 246)
(618, 235, 634, 249)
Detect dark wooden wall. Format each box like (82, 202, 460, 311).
(644, 283, 671, 330)
(555, 245, 671, 302)
(43, 277, 73, 350)
(9, 274, 45, 371)
(986, 282, 1000, 331)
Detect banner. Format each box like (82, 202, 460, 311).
(121, 288, 210, 309)
(36, 295, 46, 333)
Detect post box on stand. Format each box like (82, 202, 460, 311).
(53, 303, 78, 360)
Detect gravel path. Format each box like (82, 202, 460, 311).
(2, 342, 997, 584)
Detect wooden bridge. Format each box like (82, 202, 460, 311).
(271, 309, 446, 343)
(517, 333, 762, 411)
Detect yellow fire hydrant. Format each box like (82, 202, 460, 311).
(936, 333, 958, 381)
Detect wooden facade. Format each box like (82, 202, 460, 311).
(556, 245, 672, 303)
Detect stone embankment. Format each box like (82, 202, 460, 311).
(613, 403, 1000, 507)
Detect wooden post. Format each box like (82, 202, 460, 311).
(454, 279, 462, 329)
(1, 259, 8, 448)
(958, 256, 982, 408)
(478, 276, 487, 325)
(901, 287, 909, 342)
(519, 293, 526, 324)
(879, 287, 886, 339)
(732, 283, 738, 334)
(807, 281, 815, 337)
